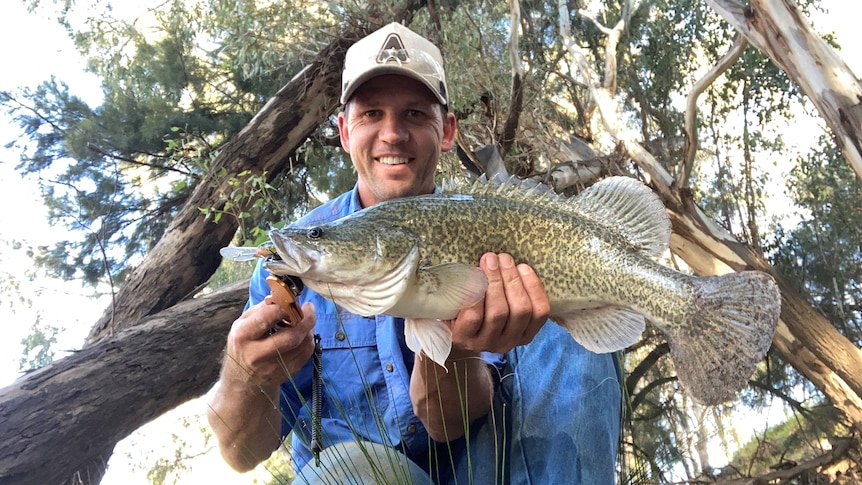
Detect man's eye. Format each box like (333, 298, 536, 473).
(407, 109, 424, 117)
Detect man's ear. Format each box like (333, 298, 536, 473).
(440, 111, 457, 152)
(338, 110, 351, 153)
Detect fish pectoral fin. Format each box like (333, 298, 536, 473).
(405, 318, 453, 369)
(554, 306, 645, 353)
(412, 263, 489, 318)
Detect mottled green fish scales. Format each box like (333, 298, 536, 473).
(375, 194, 683, 319)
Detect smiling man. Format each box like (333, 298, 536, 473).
(207, 22, 621, 484)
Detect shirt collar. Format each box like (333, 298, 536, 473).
(346, 183, 441, 214)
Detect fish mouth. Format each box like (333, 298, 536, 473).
(267, 229, 316, 276)
(377, 156, 411, 166)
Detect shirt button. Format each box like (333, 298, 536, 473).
(385, 363, 394, 372)
(406, 424, 416, 434)
(335, 331, 346, 341)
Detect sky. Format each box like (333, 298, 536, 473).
(0, 1, 861, 483)
(0, 5, 106, 382)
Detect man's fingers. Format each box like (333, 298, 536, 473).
(226, 301, 317, 387)
(478, 253, 510, 326)
(450, 253, 550, 353)
(496, 253, 533, 326)
(516, 263, 549, 341)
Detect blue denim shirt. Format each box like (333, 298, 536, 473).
(246, 187, 430, 471)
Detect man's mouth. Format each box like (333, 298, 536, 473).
(377, 156, 410, 165)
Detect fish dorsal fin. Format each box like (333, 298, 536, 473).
(442, 175, 669, 258)
(441, 174, 562, 205)
(569, 176, 670, 259)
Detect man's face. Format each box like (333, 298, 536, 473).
(338, 74, 456, 207)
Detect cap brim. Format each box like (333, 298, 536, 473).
(341, 66, 447, 105)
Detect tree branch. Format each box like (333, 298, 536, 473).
(500, 0, 524, 155)
(714, 436, 856, 485)
(681, 33, 748, 188)
(0, 281, 249, 485)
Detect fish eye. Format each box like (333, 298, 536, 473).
(307, 227, 323, 239)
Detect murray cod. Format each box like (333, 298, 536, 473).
(262, 176, 780, 405)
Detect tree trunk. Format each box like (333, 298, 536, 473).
(0, 281, 248, 485)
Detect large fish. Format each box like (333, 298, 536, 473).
(261, 176, 780, 405)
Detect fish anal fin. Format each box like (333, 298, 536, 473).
(554, 306, 646, 353)
(405, 318, 453, 370)
(569, 176, 670, 259)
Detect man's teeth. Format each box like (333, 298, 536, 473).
(378, 156, 409, 165)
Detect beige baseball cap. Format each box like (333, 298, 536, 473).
(341, 22, 448, 105)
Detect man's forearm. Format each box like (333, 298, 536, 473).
(207, 378, 284, 472)
(410, 349, 493, 443)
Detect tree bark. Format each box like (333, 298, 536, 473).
(0, 281, 248, 485)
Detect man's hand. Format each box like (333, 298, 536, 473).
(221, 299, 317, 389)
(449, 252, 550, 354)
(208, 299, 316, 472)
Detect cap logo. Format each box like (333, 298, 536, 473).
(376, 33, 410, 64)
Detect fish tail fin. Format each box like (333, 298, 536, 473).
(668, 271, 780, 405)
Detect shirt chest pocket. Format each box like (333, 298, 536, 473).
(317, 311, 377, 349)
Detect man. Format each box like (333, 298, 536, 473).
(208, 22, 621, 484)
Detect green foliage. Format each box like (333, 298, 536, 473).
(620, 0, 714, 141)
(200, 169, 277, 225)
(19, 319, 59, 372)
(2, 0, 351, 287)
(771, 135, 862, 345)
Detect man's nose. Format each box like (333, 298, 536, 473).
(379, 114, 409, 144)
